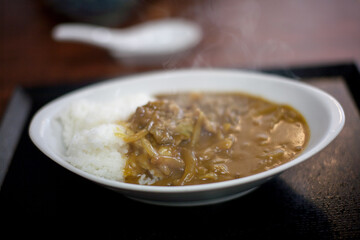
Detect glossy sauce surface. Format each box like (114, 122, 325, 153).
(119, 92, 310, 186)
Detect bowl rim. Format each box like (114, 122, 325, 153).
(28, 68, 345, 194)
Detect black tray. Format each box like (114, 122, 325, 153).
(1, 63, 359, 239)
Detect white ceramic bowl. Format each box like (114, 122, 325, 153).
(29, 69, 345, 206)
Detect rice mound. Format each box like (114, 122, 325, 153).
(59, 94, 152, 181)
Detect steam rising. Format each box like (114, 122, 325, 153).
(161, 0, 294, 70)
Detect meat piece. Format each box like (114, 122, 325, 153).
(129, 100, 196, 145)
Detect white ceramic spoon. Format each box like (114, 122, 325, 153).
(52, 18, 202, 64)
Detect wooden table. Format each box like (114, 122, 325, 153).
(1, 0, 360, 118)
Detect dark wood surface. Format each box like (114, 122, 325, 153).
(1, 0, 360, 118)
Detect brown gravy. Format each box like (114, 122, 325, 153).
(117, 92, 310, 186)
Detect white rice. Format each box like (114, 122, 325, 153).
(58, 93, 152, 182)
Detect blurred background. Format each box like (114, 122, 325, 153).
(1, 0, 360, 118)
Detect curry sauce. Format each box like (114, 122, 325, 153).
(116, 92, 310, 186)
